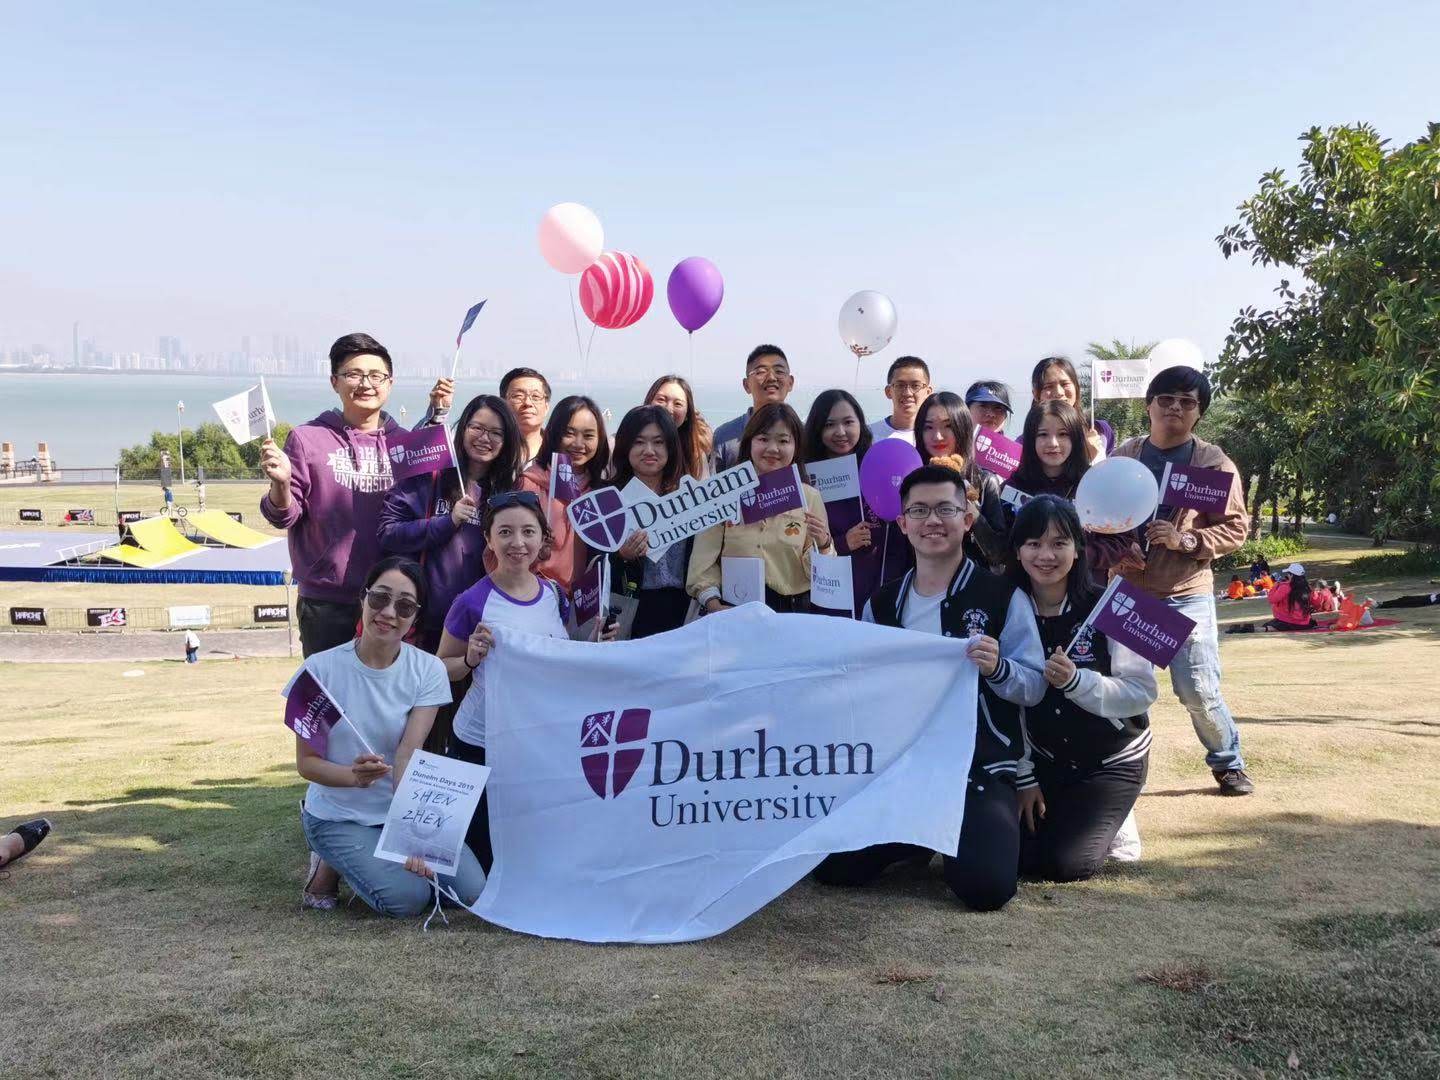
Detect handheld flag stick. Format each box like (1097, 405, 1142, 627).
(260, 375, 273, 440)
(1064, 578, 1121, 657)
(450, 300, 487, 384)
(1141, 463, 1171, 556)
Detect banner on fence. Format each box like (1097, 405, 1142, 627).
(253, 604, 289, 624)
(168, 605, 211, 629)
(67, 509, 95, 524)
(118, 510, 144, 524)
(471, 604, 978, 943)
(87, 607, 127, 628)
(19, 508, 42, 522)
(10, 607, 46, 626)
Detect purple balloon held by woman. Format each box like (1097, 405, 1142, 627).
(666, 257, 725, 333)
(859, 438, 923, 522)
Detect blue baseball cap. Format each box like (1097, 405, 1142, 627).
(965, 386, 1012, 412)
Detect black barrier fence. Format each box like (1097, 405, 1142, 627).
(8, 602, 291, 632)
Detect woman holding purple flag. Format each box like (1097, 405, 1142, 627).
(296, 556, 485, 917)
(1007, 496, 1157, 882)
(516, 395, 611, 592)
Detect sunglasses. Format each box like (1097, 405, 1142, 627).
(363, 589, 420, 619)
(487, 490, 542, 512)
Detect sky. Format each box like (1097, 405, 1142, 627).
(3, 1, 1438, 395)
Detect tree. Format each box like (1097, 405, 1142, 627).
(117, 421, 287, 479)
(1215, 122, 1439, 542)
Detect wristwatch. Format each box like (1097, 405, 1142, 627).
(1179, 530, 1199, 554)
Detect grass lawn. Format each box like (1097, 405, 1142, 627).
(1, 481, 278, 534)
(3, 536, 1437, 1078)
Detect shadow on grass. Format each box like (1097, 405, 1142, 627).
(1235, 714, 1439, 738)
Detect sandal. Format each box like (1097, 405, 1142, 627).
(301, 850, 338, 911)
(4, 818, 51, 866)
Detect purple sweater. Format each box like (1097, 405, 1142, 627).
(378, 473, 492, 636)
(260, 410, 402, 604)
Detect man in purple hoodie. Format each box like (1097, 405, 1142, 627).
(260, 333, 451, 656)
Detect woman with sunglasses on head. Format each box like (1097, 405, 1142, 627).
(516, 394, 611, 592)
(802, 389, 907, 616)
(1032, 355, 1111, 461)
(1007, 496, 1157, 882)
(607, 406, 696, 638)
(647, 375, 713, 480)
(914, 391, 1008, 569)
(688, 403, 835, 615)
(379, 394, 525, 655)
(295, 556, 485, 917)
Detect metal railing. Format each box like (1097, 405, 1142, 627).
(6, 603, 292, 633)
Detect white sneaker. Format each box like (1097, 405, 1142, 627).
(1107, 808, 1143, 862)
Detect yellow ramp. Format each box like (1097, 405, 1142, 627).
(187, 509, 279, 549)
(126, 515, 203, 558)
(82, 544, 176, 568)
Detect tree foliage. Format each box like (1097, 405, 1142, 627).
(118, 421, 292, 479)
(1214, 122, 1439, 541)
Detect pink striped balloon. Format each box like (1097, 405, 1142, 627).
(579, 251, 654, 330)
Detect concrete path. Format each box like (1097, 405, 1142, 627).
(0, 628, 295, 662)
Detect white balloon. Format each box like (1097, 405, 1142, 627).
(1074, 457, 1159, 534)
(1149, 338, 1205, 370)
(838, 290, 897, 358)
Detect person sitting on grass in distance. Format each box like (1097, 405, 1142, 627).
(814, 463, 1045, 912)
(1007, 495, 1158, 881)
(516, 394, 611, 592)
(0, 819, 51, 871)
(869, 356, 931, 445)
(261, 332, 453, 657)
(500, 367, 553, 468)
(965, 380, 1013, 435)
(1227, 563, 1322, 633)
(607, 406, 695, 639)
(1248, 554, 1272, 585)
(711, 345, 795, 471)
(914, 391, 1009, 569)
(295, 556, 482, 918)
(688, 403, 835, 616)
(647, 374, 713, 479)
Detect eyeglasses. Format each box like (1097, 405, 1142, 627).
(364, 589, 420, 619)
(746, 365, 789, 380)
(902, 503, 966, 521)
(890, 381, 929, 396)
(465, 423, 505, 444)
(506, 391, 549, 406)
(1154, 394, 1201, 412)
(337, 370, 392, 387)
(487, 490, 542, 512)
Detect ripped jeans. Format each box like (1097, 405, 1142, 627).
(1166, 592, 1245, 772)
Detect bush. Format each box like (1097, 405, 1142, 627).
(1348, 547, 1440, 580)
(1214, 534, 1309, 573)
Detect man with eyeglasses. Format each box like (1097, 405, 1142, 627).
(499, 367, 552, 467)
(815, 464, 1044, 912)
(1112, 365, 1254, 796)
(260, 333, 446, 656)
(711, 345, 795, 471)
(869, 356, 932, 445)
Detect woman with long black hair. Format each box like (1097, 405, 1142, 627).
(1007, 400, 1091, 499)
(914, 391, 1008, 568)
(519, 394, 611, 592)
(1007, 495, 1157, 882)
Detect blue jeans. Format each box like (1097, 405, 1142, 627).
(301, 811, 486, 918)
(1165, 592, 1244, 772)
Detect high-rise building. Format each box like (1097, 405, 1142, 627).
(72, 322, 80, 368)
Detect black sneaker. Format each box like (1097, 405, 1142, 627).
(1213, 769, 1255, 796)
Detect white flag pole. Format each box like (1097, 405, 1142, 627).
(1064, 577, 1120, 657)
(260, 375, 274, 440)
(1142, 463, 1171, 556)
(307, 668, 379, 757)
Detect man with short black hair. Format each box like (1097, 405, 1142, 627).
(710, 345, 794, 471)
(965, 380, 1013, 434)
(500, 367, 553, 466)
(869, 356, 932, 444)
(815, 464, 1045, 911)
(1112, 365, 1254, 795)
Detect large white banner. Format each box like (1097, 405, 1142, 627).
(471, 604, 978, 943)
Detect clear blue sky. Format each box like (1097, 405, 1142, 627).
(4, 1, 1437, 394)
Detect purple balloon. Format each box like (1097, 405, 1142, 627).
(666, 257, 724, 333)
(859, 439, 924, 522)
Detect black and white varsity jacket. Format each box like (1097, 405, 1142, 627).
(1028, 595, 1157, 771)
(865, 558, 1046, 789)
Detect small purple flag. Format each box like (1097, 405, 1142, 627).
(739, 465, 805, 525)
(455, 300, 487, 348)
(1159, 462, 1233, 514)
(1085, 577, 1197, 669)
(386, 424, 457, 482)
(284, 668, 348, 756)
(973, 430, 1022, 481)
(573, 557, 606, 627)
(549, 452, 582, 503)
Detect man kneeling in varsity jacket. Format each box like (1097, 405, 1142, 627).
(814, 463, 1046, 911)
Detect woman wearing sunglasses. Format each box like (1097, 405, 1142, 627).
(295, 556, 485, 917)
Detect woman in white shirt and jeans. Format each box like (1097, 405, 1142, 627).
(295, 556, 485, 916)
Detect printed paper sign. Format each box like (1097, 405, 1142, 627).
(570, 463, 761, 560)
(168, 605, 211, 629)
(282, 667, 349, 755)
(86, 607, 126, 628)
(386, 425, 457, 482)
(549, 453, 582, 503)
(1085, 578, 1196, 669)
(739, 466, 805, 525)
(212, 383, 275, 444)
(805, 454, 861, 503)
(1093, 359, 1151, 400)
(1159, 462, 1233, 514)
(1000, 486, 1032, 509)
(721, 556, 765, 606)
(810, 552, 854, 615)
(973, 430, 1022, 481)
(375, 751, 490, 875)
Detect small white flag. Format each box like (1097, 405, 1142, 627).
(212, 382, 275, 444)
(1093, 359, 1151, 400)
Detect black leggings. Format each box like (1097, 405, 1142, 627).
(1020, 755, 1147, 883)
(448, 736, 492, 875)
(813, 774, 1019, 911)
(1377, 593, 1439, 608)
(631, 587, 691, 639)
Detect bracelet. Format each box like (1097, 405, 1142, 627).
(464, 654, 480, 670)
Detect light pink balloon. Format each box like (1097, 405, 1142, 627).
(538, 203, 604, 274)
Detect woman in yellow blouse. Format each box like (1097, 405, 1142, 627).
(687, 403, 836, 614)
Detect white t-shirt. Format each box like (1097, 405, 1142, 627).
(446, 575, 571, 748)
(868, 416, 916, 446)
(293, 640, 451, 826)
(863, 585, 943, 635)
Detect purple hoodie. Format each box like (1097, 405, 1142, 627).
(260, 410, 402, 604)
(378, 473, 492, 638)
